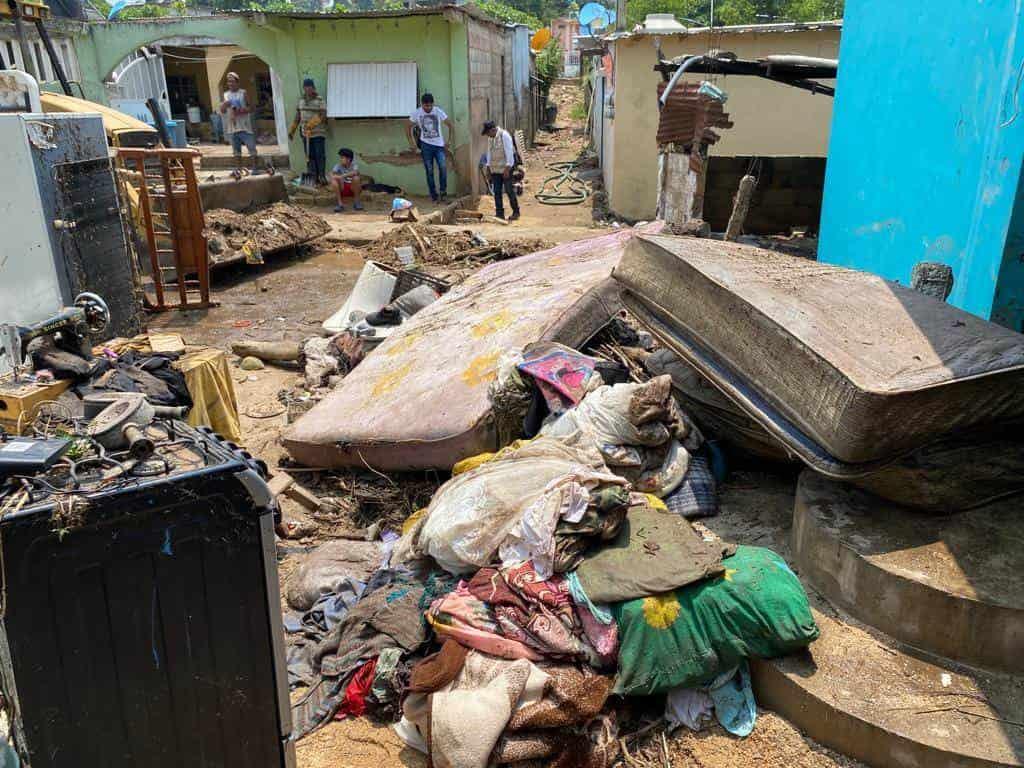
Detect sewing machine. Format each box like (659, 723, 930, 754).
(0, 292, 110, 379)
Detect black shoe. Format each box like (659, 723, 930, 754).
(430, 195, 439, 203)
(439, 193, 448, 203)
(508, 211, 520, 221)
(366, 306, 402, 327)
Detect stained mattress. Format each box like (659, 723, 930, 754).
(615, 234, 1024, 465)
(284, 225, 662, 470)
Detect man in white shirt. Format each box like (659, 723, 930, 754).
(406, 92, 453, 203)
(219, 72, 257, 170)
(482, 120, 520, 221)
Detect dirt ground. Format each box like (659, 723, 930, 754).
(148, 80, 862, 768)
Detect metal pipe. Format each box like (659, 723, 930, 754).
(659, 55, 704, 106)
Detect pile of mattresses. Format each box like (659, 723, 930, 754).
(615, 234, 1024, 512)
(284, 225, 664, 471)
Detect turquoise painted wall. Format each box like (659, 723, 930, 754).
(818, 1, 1024, 330)
(75, 13, 473, 194)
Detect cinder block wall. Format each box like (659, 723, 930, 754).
(703, 156, 826, 235)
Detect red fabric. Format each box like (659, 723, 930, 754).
(335, 657, 378, 719)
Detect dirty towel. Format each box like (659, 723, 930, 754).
(663, 452, 718, 518)
(575, 501, 735, 603)
(428, 651, 549, 768)
(409, 639, 469, 693)
(612, 546, 819, 696)
(336, 657, 377, 719)
(415, 438, 625, 576)
(427, 583, 543, 660)
(518, 341, 602, 413)
(467, 564, 598, 664)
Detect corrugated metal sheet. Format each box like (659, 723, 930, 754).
(326, 62, 418, 118)
(656, 81, 732, 146)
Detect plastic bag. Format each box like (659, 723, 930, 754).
(417, 439, 624, 576)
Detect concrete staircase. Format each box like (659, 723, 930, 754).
(706, 471, 1024, 768)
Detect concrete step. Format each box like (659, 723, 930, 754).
(792, 471, 1024, 674)
(705, 470, 1024, 768)
(752, 608, 1024, 768)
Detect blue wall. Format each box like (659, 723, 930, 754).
(818, 1, 1024, 330)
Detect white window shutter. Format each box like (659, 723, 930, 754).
(326, 62, 418, 118)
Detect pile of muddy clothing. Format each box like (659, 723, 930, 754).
(281, 368, 819, 766)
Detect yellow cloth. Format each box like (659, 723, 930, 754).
(173, 347, 242, 443)
(402, 508, 428, 534)
(451, 439, 534, 475)
(643, 494, 668, 511)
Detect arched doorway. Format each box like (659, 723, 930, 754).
(105, 36, 287, 157)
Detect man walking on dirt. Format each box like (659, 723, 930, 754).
(407, 93, 453, 203)
(220, 72, 258, 171)
(482, 120, 520, 221)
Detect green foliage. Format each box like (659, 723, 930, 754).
(475, 0, 543, 28)
(535, 37, 563, 95)
(118, 3, 173, 18)
(624, 0, 843, 27)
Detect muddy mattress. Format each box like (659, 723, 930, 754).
(615, 234, 1024, 466)
(284, 225, 663, 470)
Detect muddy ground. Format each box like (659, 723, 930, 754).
(149, 81, 863, 768)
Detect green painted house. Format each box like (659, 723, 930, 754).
(58, 5, 534, 195)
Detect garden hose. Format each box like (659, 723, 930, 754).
(535, 161, 589, 205)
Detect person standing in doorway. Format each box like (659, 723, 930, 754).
(407, 92, 453, 203)
(482, 120, 520, 221)
(291, 77, 328, 185)
(220, 72, 258, 170)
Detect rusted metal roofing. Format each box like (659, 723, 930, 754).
(656, 81, 733, 147)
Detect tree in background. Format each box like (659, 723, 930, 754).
(623, 0, 843, 28)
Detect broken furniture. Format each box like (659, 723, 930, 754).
(118, 147, 213, 311)
(0, 422, 293, 767)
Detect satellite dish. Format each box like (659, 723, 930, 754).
(531, 28, 552, 51)
(578, 2, 607, 26)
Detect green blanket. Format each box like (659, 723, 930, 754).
(612, 546, 819, 696)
